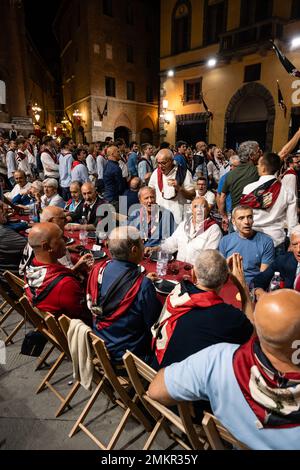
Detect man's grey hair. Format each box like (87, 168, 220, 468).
(43, 178, 58, 189)
(194, 250, 229, 290)
(108, 226, 141, 261)
(155, 149, 174, 160)
(232, 205, 253, 219)
(238, 141, 259, 163)
(31, 180, 44, 193)
(229, 154, 240, 165)
(138, 186, 156, 200)
(291, 225, 300, 238)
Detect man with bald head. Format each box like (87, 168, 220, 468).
(68, 181, 106, 230)
(148, 148, 195, 224)
(148, 289, 300, 449)
(103, 145, 126, 209)
(20, 206, 92, 274)
(151, 250, 253, 370)
(147, 196, 222, 263)
(128, 186, 175, 246)
(86, 226, 161, 364)
(25, 222, 91, 323)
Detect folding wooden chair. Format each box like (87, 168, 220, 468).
(18, 295, 70, 401)
(3, 271, 25, 298)
(59, 315, 153, 450)
(202, 412, 249, 450)
(0, 282, 26, 345)
(0, 271, 26, 345)
(123, 351, 209, 450)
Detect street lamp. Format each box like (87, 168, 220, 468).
(291, 37, 300, 49)
(32, 102, 42, 123)
(207, 58, 217, 68)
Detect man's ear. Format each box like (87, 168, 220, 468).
(191, 268, 197, 284)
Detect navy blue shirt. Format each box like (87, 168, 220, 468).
(93, 260, 162, 363)
(253, 252, 298, 290)
(103, 160, 125, 202)
(152, 282, 253, 370)
(123, 189, 140, 213)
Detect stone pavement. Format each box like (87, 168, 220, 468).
(0, 310, 175, 451)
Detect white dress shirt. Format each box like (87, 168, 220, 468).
(149, 166, 194, 224)
(243, 175, 298, 247)
(41, 151, 59, 178)
(161, 219, 222, 264)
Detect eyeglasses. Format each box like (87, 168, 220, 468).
(157, 160, 171, 166)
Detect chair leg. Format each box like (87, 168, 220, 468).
(106, 406, 132, 450)
(69, 376, 107, 438)
(0, 299, 8, 311)
(0, 306, 13, 325)
(36, 352, 65, 394)
(143, 416, 165, 450)
(55, 380, 81, 418)
(4, 318, 25, 345)
(35, 345, 55, 371)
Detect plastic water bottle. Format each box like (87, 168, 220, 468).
(156, 249, 168, 277)
(269, 272, 284, 292)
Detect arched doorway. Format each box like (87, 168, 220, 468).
(224, 82, 275, 151)
(140, 128, 153, 144)
(114, 126, 131, 145)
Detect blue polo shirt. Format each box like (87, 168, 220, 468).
(164, 343, 300, 450)
(219, 231, 274, 284)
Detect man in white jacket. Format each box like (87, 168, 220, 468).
(148, 197, 222, 264)
(41, 136, 59, 180)
(59, 137, 75, 200)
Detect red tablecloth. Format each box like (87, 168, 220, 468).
(65, 231, 242, 309)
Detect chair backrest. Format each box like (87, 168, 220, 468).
(18, 295, 61, 349)
(3, 271, 25, 298)
(123, 351, 207, 450)
(44, 313, 70, 358)
(57, 314, 153, 433)
(89, 332, 152, 430)
(202, 412, 249, 450)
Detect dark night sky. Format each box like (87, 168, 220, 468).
(23, 0, 61, 78)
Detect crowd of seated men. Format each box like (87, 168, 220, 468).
(1, 128, 300, 449)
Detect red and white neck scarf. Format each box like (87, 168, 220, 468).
(43, 148, 58, 164)
(282, 168, 297, 178)
(157, 165, 186, 200)
(25, 259, 75, 305)
(71, 161, 81, 170)
(16, 151, 27, 163)
(139, 206, 160, 241)
(240, 178, 281, 210)
(233, 336, 300, 428)
(86, 260, 144, 330)
(184, 216, 217, 241)
(152, 281, 223, 365)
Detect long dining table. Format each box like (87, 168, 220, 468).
(65, 230, 242, 309)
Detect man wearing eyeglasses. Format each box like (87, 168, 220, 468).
(148, 149, 195, 224)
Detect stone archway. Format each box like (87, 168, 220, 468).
(224, 82, 275, 151)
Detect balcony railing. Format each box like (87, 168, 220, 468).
(219, 18, 285, 55)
